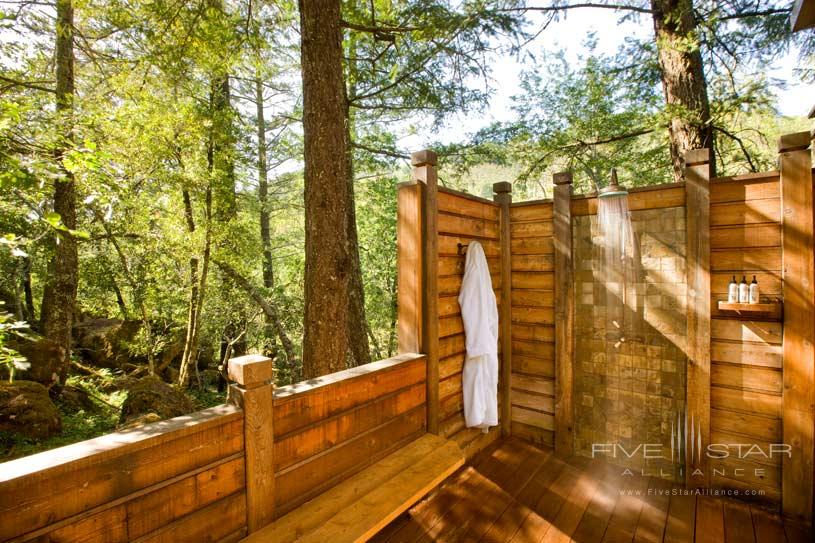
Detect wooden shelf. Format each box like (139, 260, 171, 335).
(717, 301, 783, 319)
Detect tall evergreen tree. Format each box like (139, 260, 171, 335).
(39, 0, 79, 390)
(300, 0, 353, 378)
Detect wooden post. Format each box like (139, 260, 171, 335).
(494, 181, 513, 436)
(413, 150, 439, 435)
(683, 148, 711, 489)
(779, 131, 814, 523)
(553, 172, 574, 456)
(397, 181, 424, 354)
(228, 354, 275, 533)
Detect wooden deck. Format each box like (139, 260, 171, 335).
(372, 437, 813, 543)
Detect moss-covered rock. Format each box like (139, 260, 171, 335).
(73, 318, 141, 369)
(58, 385, 99, 413)
(5, 337, 65, 387)
(119, 376, 194, 426)
(0, 381, 62, 439)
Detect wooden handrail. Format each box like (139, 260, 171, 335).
(0, 404, 241, 484)
(273, 353, 426, 402)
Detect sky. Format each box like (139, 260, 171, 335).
(401, 7, 815, 152)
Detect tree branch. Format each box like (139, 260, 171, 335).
(340, 19, 422, 33)
(717, 8, 790, 21)
(0, 75, 55, 94)
(499, 3, 652, 15)
(212, 258, 298, 369)
(351, 141, 410, 159)
(713, 125, 757, 172)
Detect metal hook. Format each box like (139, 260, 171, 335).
(457, 242, 469, 256)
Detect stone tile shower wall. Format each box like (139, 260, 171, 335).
(573, 206, 688, 481)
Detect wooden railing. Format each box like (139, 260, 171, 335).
(0, 404, 246, 542)
(0, 352, 427, 541)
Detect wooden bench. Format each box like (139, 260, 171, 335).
(242, 433, 464, 542)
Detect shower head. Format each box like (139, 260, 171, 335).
(597, 168, 628, 199)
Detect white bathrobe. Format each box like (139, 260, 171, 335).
(457, 241, 499, 430)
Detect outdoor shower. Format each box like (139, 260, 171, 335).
(597, 169, 641, 346)
(574, 168, 687, 481)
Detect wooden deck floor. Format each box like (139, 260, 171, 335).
(372, 437, 813, 543)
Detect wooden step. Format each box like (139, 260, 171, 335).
(242, 433, 464, 543)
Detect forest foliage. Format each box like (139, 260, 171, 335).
(0, 0, 811, 455)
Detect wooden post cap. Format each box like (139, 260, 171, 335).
(778, 131, 812, 153)
(493, 181, 512, 194)
(683, 148, 710, 166)
(228, 354, 274, 388)
(411, 149, 437, 166)
(553, 172, 573, 185)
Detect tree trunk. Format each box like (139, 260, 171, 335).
(343, 104, 372, 368)
(212, 74, 237, 222)
(342, 25, 372, 367)
(256, 75, 278, 361)
(210, 69, 245, 378)
(21, 255, 35, 324)
(109, 273, 129, 320)
(98, 216, 156, 373)
(178, 187, 211, 388)
(300, 0, 352, 379)
(40, 0, 78, 389)
(650, 0, 715, 180)
(387, 270, 397, 357)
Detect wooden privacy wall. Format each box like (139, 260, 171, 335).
(507, 199, 556, 446)
(435, 187, 503, 455)
(271, 354, 427, 517)
(0, 405, 247, 543)
(708, 171, 785, 503)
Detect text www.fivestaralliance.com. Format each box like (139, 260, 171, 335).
(617, 488, 766, 497)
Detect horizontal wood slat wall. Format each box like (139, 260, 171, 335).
(508, 200, 556, 446)
(435, 187, 503, 457)
(271, 354, 428, 516)
(708, 172, 784, 503)
(0, 405, 247, 543)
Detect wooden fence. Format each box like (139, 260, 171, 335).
(396, 132, 815, 523)
(0, 353, 427, 541)
(1, 132, 813, 541)
(0, 405, 246, 542)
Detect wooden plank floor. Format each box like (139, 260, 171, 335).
(371, 437, 813, 543)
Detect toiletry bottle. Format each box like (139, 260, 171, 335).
(739, 275, 749, 303)
(749, 275, 759, 304)
(728, 275, 738, 303)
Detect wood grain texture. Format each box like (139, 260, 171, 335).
(273, 353, 425, 435)
(438, 212, 499, 239)
(274, 407, 426, 514)
(397, 182, 423, 353)
(684, 148, 712, 489)
(0, 406, 244, 542)
(553, 176, 574, 456)
(438, 189, 500, 221)
(372, 438, 813, 543)
(495, 183, 513, 436)
(710, 174, 780, 203)
(273, 382, 425, 471)
(229, 355, 275, 533)
(571, 184, 686, 216)
(245, 434, 463, 543)
(779, 133, 814, 523)
(710, 199, 781, 226)
(415, 153, 440, 435)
